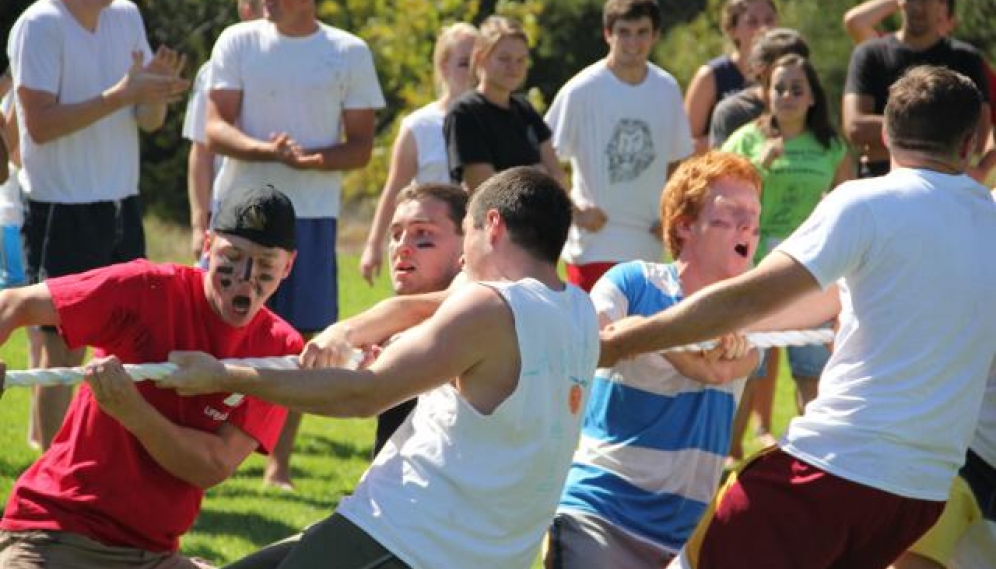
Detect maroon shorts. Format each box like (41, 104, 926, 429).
(674, 447, 945, 569)
(565, 262, 616, 292)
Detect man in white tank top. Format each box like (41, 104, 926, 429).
(163, 167, 600, 569)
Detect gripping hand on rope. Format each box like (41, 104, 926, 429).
(662, 332, 757, 386)
(162, 351, 231, 397)
(84, 356, 151, 428)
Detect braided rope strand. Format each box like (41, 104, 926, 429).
(3, 330, 833, 388)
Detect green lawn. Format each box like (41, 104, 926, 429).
(0, 222, 801, 566)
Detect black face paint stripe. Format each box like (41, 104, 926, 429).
(242, 258, 254, 282)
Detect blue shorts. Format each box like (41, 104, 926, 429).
(754, 343, 830, 380)
(266, 218, 338, 333)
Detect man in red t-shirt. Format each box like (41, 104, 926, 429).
(0, 185, 304, 569)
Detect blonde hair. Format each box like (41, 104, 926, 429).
(662, 151, 762, 258)
(471, 16, 529, 80)
(432, 22, 479, 97)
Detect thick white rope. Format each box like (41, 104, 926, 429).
(2, 329, 833, 387)
(3, 355, 301, 388)
(667, 328, 834, 352)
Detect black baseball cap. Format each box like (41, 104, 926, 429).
(213, 184, 296, 251)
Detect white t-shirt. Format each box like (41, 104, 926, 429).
(182, 62, 211, 145)
(399, 102, 449, 184)
(182, 61, 224, 183)
(339, 279, 599, 569)
(546, 60, 693, 265)
(778, 168, 996, 501)
(7, 0, 151, 203)
(209, 20, 385, 219)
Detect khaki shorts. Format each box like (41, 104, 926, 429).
(0, 530, 207, 569)
(543, 512, 675, 569)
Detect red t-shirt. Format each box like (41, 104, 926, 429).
(1, 260, 303, 552)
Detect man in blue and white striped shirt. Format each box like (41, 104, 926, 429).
(545, 151, 763, 569)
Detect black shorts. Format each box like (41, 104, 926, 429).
(23, 196, 145, 283)
(962, 448, 996, 521)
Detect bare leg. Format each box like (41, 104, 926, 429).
(26, 326, 45, 449)
(265, 411, 302, 490)
(264, 331, 314, 490)
(794, 375, 819, 414)
(34, 330, 84, 449)
(727, 381, 755, 462)
(751, 347, 779, 439)
(890, 552, 945, 569)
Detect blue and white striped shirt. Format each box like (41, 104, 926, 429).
(558, 261, 746, 554)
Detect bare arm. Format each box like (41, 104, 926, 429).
(832, 151, 856, 189)
(360, 124, 419, 285)
(299, 289, 450, 368)
(462, 163, 497, 193)
(539, 140, 567, 189)
(842, 93, 887, 157)
(205, 89, 281, 161)
(0, 284, 60, 346)
(843, 0, 897, 44)
(599, 252, 826, 366)
(746, 282, 841, 332)
(975, 103, 992, 156)
(663, 337, 759, 385)
(187, 141, 214, 259)
(297, 108, 376, 171)
(167, 284, 508, 418)
(19, 51, 186, 144)
(84, 356, 259, 489)
(684, 65, 717, 154)
(0, 113, 7, 183)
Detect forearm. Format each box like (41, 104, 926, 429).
(610, 275, 779, 360)
(135, 102, 167, 132)
(666, 350, 759, 385)
(205, 119, 277, 162)
(364, 185, 400, 252)
(0, 285, 60, 344)
(843, 0, 897, 43)
(222, 365, 381, 418)
(187, 143, 214, 231)
(342, 292, 445, 347)
(21, 87, 130, 144)
(843, 113, 885, 148)
(305, 137, 374, 172)
(117, 400, 243, 489)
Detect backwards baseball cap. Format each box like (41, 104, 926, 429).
(213, 184, 296, 251)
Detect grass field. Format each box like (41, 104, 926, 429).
(0, 216, 802, 566)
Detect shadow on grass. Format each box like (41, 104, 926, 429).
(189, 508, 298, 547)
(207, 479, 335, 510)
(294, 433, 371, 460)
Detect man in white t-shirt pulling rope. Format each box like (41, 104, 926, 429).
(602, 64, 996, 569)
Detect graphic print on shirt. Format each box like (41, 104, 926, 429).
(606, 118, 656, 183)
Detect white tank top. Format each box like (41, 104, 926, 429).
(339, 279, 599, 569)
(400, 103, 450, 184)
